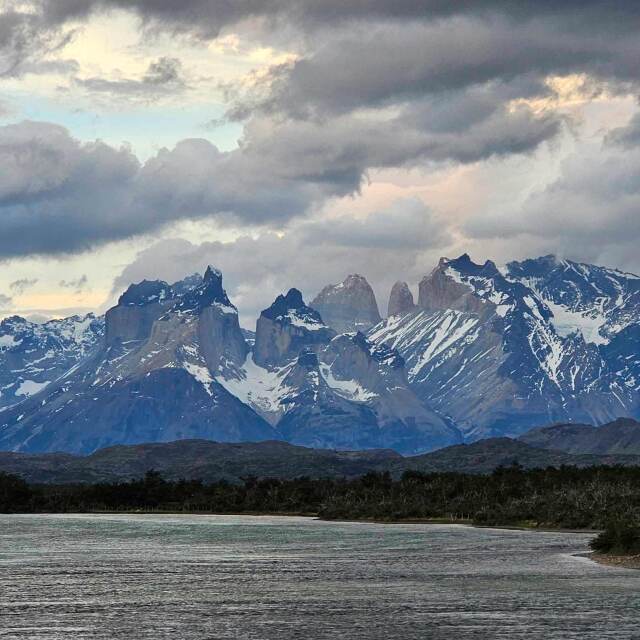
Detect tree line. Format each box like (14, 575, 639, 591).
(1, 464, 639, 551)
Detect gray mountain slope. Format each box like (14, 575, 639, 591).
(3, 253, 640, 456)
(519, 417, 640, 455)
(0, 268, 276, 454)
(3, 436, 639, 484)
(0, 314, 104, 410)
(369, 254, 640, 440)
(218, 289, 460, 454)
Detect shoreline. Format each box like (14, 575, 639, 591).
(12, 509, 599, 534)
(587, 552, 640, 570)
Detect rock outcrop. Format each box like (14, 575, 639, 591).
(105, 280, 174, 346)
(253, 288, 334, 368)
(311, 274, 381, 333)
(418, 254, 495, 315)
(276, 331, 460, 453)
(387, 281, 415, 317)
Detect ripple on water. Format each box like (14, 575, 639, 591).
(0, 514, 637, 640)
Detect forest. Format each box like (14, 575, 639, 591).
(1, 464, 639, 552)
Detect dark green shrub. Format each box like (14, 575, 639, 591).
(0, 472, 33, 512)
(590, 520, 640, 554)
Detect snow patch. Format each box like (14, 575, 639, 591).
(545, 300, 609, 345)
(0, 335, 20, 349)
(319, 363, 377, 401)
(216, 355, 294, 416)
(183, 362, 214, 396)
(285, 312, 325, 330)
(213, 301, 237, 315)
(16, 379, 50, 397)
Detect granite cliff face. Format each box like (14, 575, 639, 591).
(388, 281, 415, 317)
(105, 280, 174, 346)
(253, 288, 334, 368)
(311, 274, 381, 333)
(418, 255, 495, 316)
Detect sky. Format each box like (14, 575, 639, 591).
(1, 1, 640, 328)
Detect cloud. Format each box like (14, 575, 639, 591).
(23, 313, 51, 324)
(0, 6, 76, 78)
(59, 274, 88, 293)
(36, 2, 640, 40)
(239, 20, 609, 119)
(31, 2, 640, 120)
(462, 134, 640, 271)
(9, 278, 38, 294)
(0, 110, 553, 259)
(1, 0, 639, 276)
(0, 293, 12, 309)
(12, 305, 96, 319)
(606, 112, 640, 148)
(111, 198, 453, 325)
(77, 57, 186, 100)
(0, 118, 325, 258)
(299, 198, 450, 250)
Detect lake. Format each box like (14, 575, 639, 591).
(0, 514, 637, 639)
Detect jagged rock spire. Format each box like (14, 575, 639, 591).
(174, 265, 233, 313)
(388, 281, 415, 317)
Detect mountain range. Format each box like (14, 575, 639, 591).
(3, 418, 640, 484)
(1, 254, 639, 455)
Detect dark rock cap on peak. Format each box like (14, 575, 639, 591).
(441, 254, 499, 277)
(173, 266, 234, 313)
(118, 280, 173, 307)
(261, 288, 313, 321)
(203, 265, 223, 282)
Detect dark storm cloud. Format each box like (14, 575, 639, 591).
(222, 14, 640, 124)
(0, 6, 76, 77)
(1, 1, 639, 260)
(0, 121, 323, 257)
(36, 1, 640, 37)
(0, 101, 556, 258)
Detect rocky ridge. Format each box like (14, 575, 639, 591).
(369, 253, 640, 439)
(2, 253, 640, 455)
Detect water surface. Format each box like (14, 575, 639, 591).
(0, 514, 637, 639)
